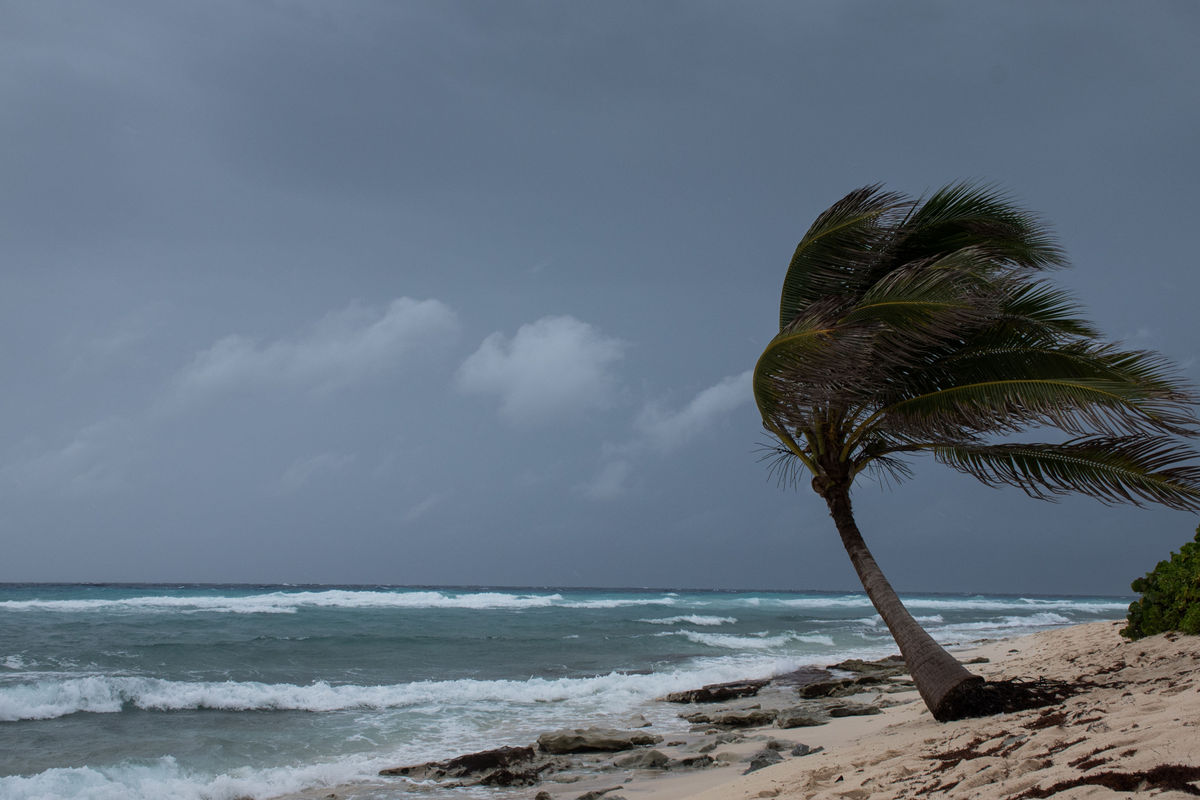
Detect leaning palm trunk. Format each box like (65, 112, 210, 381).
(819, 481, 980, 720)
(755, 182, 1200, 720)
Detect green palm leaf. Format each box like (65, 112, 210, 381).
(778, 185, 909, 331)
(933, 437, 1200, 511)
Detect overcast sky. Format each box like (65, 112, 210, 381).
(2, 1, 1198, 594)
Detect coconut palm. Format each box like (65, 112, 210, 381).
(753, 182, 1200, 721)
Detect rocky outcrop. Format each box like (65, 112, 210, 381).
(662, 679, 769, 703)
(679, 707, 778, 727)
(775, 706, 828, 728)
(827, 701, 884, 717)
(827, 655, 907, 679)
(379, 745, 557, 786)
(767, 666, 834, 687)
(798, 674, 887, 698)
(537, 727, 663, 754)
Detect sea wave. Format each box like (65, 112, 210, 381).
(560, 598, 679, 609)
(662, 630, 835, 650)
(0, 653, 816, 723)
(0, 589, 1129, 616)
(636, 615, 737, 626)
(0, 590, 568, 615)
(927, 612, 1074, 635)
(732, 595, 1128, 613)
(0, 754, 384, 800)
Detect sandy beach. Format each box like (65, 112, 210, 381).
(354, 621, 1200, 800)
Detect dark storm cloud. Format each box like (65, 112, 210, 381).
(1, 1, 1198, 593)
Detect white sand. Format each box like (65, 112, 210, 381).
(611, 621, 1200, 800)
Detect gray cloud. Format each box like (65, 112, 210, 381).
(457, 315, 625, 425)
(3, 419, 136, 497)
(277, 452, 356, 495)
(174, 298, 459, 401)
(636, 370, 753, 453)
(581, 370, 755, 499)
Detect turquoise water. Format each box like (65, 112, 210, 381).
(0, 584, 1129, 799)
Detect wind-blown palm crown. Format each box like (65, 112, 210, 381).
(754, 182, 1200, 720)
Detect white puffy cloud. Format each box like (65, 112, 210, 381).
(457, 315, 625, 425)
(635, 370, 752, 453)
(175, 297, 458, 399)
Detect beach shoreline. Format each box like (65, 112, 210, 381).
(305, 621, 1200, 800)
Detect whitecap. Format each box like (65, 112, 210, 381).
(635, 615, 737, 626)
(0, 590, 567, 615)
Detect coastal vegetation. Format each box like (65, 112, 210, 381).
(753, 182, 1200, 721)
(1122, 525, 1200, 639)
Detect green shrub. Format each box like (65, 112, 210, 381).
(1121, 526, 1200, 640)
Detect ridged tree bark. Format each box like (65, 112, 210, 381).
(817, 478, 981, 721)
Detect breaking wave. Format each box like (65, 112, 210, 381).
(663, 630, 835, 650)
(0, 653, 812, 723)
(0, 590, 570, 615)
(636, 615, 737, 626)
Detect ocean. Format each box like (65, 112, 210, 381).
(0, 584, 1129, 800)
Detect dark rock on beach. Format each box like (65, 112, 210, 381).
(537, 727, 663, 754)
(827, 655, 907, 679)
(662, 679, 769, 703)
(612, 749, 670, 770)
(686, 708, 779, 728)
(827, 701, 884, 717)
(798, 675, 886, 698)
(767, 666, 834, 687)
(743, 748, 784, 774)
(379, 744, 554, 786)
(775, 706, 828, 728)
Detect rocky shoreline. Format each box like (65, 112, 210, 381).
(271, 623, 1200, 800)
(366, 653, 935, 799)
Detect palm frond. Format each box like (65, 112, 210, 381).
(880, 376, 1194, 439)
(778, 185, 910, 331)
(757, 441, 811, 489)
(933, 436, 1200, 511)
(993, 281, 1099, 341)
(892, 182, 1067, 272)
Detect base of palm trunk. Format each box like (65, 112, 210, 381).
(929, 675, 986, 721)
(930, 675, 1080, 722)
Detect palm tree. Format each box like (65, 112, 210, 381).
(753, 182, 1200, 721)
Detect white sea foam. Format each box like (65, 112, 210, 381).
(636, 615, 737, 626)
(0, 590, 568, 615)
(664, 630, 835, 650)
(0, 651, 822, 723)
(732, 595, 1128, 613)
(0, 754, 387, 800)
(2, 654, 28, 669)
(929, 612, 1073, 633)
(0, 589, 1128, 616)
(560, 597, 678, 609)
